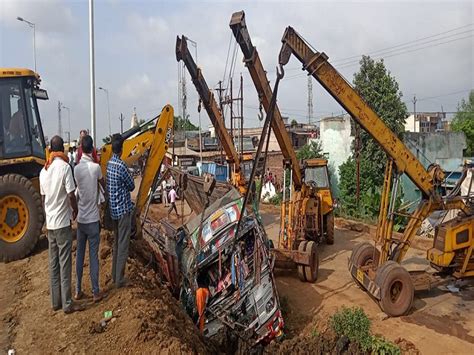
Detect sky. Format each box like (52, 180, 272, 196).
(0, 0, 472, 142)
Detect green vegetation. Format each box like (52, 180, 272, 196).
(451, 90, 474, 157)
(338, 56, 408, 221)
(175, 115, 199, 131)
(330, 306, 400, 354)
(296, 139, 324, 160)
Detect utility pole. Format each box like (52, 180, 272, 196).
(412, 95, 417, 132)
(89, 0, 96, 143)
(307, 76, 313, 124)
(216, 80, 226, 164)
(240, 73, 244, 160)
(118, 113, 124, 134)
(57, 101, 62, 137)
(62, 105, 71, 143)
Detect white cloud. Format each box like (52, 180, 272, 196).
(0, 0, 75, 33)
(126, 13, 170, 50)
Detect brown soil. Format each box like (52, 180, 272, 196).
(1, 202, 473, 354)
(0, 227, 210, 354)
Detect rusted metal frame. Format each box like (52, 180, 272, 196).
(379, 160, 393, 264)
(376, 160, 392, 246)
(279, 26, 437, 198)
(397, 200, 432, 262)
(230, 15, 302, 188)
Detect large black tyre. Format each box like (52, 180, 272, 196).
(350, 242, 380, 269)
(303, 240, 319, 283)
(0, 174, 44, 262)
(325, 211, 335, 245)
(297, 241, 307, 282)
(375, 261, 414, 317)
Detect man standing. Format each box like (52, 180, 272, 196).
(76, 129, 99, 164)
(168, 186, 179, 217)
(74, 135, 105, 302)
(40, 135, 82, 314)
(161, 178, 168, 206)
(106, 134, 135, 288)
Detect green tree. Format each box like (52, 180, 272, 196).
(339, 56, 408, 219)
(451, 90, 474, 156)
(174, 115, 199, 131)
(297, 140, 324, 160)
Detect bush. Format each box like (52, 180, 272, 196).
(330, 307, 400, 354)
(269, 192, 282, 206)
(371, 335, 401, 355)
(330, 307, 372, 351)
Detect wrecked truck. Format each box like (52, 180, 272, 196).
(142, 183, 284, 345)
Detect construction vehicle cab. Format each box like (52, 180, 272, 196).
(0, 68, 48, 262)
(301, 158, 334, 243)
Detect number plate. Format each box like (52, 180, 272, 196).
(356, 269, 365, 283)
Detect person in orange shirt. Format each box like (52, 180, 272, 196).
(196, 273, 210, 333)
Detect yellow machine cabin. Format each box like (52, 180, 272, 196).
(0, 68, 48, 262)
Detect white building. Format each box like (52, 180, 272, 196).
(317, 115, 354, 196)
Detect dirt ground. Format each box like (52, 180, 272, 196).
(1, 200, 473, 353)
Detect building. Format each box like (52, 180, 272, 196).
(404, 112, 448, 133)
(401, 131, 467, 204)
(318, 115, 354, 197)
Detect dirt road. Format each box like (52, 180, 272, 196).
(259, 204, 474, 353)
(1, 201, 473, 353)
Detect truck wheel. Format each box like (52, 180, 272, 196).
(297, 241, 307, 282)
(375, 261, 414, 317)
(350, 242, 380, 268)
(303, 241, 319, 283)
(325, 211, 335, 245)
(0, 174, 44, 262)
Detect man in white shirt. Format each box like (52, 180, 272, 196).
(40, 135, 81, 314)
(161, 178, 168, 206)
(74, 135, 105, 302)
(168, 186, 179, 217)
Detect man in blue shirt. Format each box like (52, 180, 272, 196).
(106, 134, 135, 288)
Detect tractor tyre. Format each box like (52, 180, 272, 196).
(325, 211, 335, 245)
(0, 174, 44, 262)
(303, 240, 319, 283)
(297, 241, 307, 282)
(351, 242, 380, 269)
(375, 261, 414, 317)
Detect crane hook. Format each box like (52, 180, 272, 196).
(276, 64, 285, 80)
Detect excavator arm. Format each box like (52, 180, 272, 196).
(134, 104, 174, 216)
(176, 37, 241, 169)
(278, 26, 442, 198)
(230, 11, 302, 189)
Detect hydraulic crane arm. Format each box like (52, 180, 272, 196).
(176, 35, 241, 170)
(279, 27, 442, 198)
(230, 11, 302, 189)
(135, 104, 174, 216)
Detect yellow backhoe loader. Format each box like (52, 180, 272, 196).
(0, 68, 48, 262)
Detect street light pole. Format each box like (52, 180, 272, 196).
(17, 16, 36, 72)
(89, 0, 97, 143)
(62, 105, 71, 143)
(98, 87, 112, 136)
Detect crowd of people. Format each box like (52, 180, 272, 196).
(39, 131, 134, 314)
